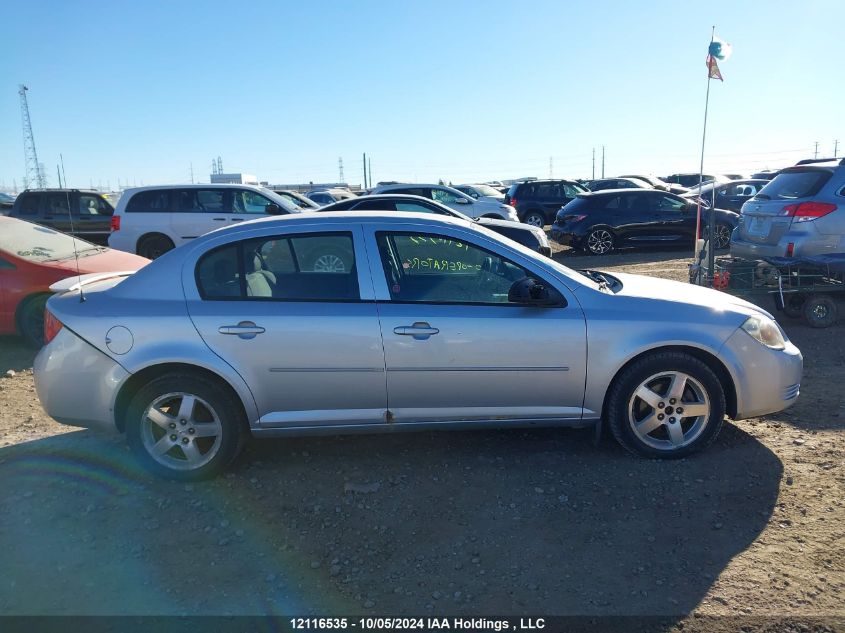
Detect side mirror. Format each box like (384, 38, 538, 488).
(265, 203, 284, 215)
(508, 277, 564, 307)
(454, 197, 470, 205)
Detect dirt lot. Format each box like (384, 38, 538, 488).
(0, 244, 843, 627)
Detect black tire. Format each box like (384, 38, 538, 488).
(584, 228, 614, 255)
(714, 223, 732, 250)
(802, 294, 837, 329)
(774, 294, 806, 319)
(607, 351, 726, 459)
(522, 210, 545, 228)
(126, 373, 247, 480)
(137, 234, 175, 260)
(17, 294, 49, 349)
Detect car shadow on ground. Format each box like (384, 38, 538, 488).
(0, 337, 37, 373)
(0, 421, 781, 620)
(552, 246, 693, 268)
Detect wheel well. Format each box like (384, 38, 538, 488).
(114, 363, 250, 433)
(601, 345, 738, 420)
(137, 232, 174, 251)
(14, 292, 50, 335)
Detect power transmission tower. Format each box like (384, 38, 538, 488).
(338, 157, 345, 183)
(217, 156, 223, 174)
(814, 141, 819, 159)
(549, 157, 553, 178)
(211, 159, 218, 175)
(601, 146, 606, 178)
(18, 85, 45, 189)
(592, 148, 595, 179)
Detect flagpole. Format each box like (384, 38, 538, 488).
(695, 26, 716, 283)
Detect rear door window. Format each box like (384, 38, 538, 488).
(196, 233, 359, 301)
(126, 190, 172, 212)
(761, 170, 832, 200)
(78, 194, 112, 216)
(43, 193, 72, 217)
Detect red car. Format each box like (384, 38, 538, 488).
(0, 216, 149, 347)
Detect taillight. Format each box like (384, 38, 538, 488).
(786, 242, 795, 257)
(781, 201, 837, 222)
(44, 308, 63, 344)
(565, 214, 587, 222)
(110, 215, 121, 231)
(510, 197, 517, 208)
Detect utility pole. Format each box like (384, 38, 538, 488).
(549, 156, 553, 179)
(368, 157, 372, 188)
(814, 141, 819, 159)
(19, 85, 45, 189)
(190, 163, 194, 184)
(601, 146, 606, 178)
(338, 157, 345, 183)
(362, 153, 368, 189)
(60, 154, 66, 187)
(56, 165, 62, 188)
(592, 148, 595, 180)
(835, 140, 839, 158)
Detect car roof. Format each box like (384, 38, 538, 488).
(212, 210, 470, 233)
(121, 183, 269, 194)
(579, 188, 661, 196)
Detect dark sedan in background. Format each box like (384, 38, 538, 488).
(319, 194, 552, 256)
(550, 189, 739, 255)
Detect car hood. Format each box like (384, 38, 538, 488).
(609, 271, 772, 320)
(474, 217, 527, 229)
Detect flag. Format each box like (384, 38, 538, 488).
(706, 35, 731, 81)
(706, 54, 723, 81)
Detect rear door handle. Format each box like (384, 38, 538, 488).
(212, 217, 226, 221)
(393, 322, 439, 340)
(218, 321, 265, 339)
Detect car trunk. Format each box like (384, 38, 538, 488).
(737, 168, 832, 249)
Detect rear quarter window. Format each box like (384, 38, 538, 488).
(16, 194, 40, 215)
(761, 170, 832, 200)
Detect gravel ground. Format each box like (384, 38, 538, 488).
(0, 244, 843, 627)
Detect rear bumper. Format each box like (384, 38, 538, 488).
(720, 328, 803, 420)
(731, 232, 841, 260)
(34, 327, 127, 433)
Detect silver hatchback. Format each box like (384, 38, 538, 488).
(731, 159, 845, 259)
(34, 212, 803, 479)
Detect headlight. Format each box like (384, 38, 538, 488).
(741, 314, 786, 350)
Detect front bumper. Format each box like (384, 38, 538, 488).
(720, 327, 803, 420)
(550, 225, 576, 246)
(34, 327, 128, 432)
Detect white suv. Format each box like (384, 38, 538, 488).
(368, 183, 518, 221)
(108, 184, 304, 258)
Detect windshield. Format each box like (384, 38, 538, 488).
(0, 218, 99, 262)
(759, 170, 831, 200)
(258, 188, 303, 213)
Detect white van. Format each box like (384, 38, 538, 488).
(108, 184, 304, 258)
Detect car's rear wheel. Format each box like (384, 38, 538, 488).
(17, 294, 48, 349)
(714, 223, 732, 249)
(803, 294, 837, 328)
(607, 352, 726, 459)
(523, 211, 545, 228)
(126, 373, 246, 480)
(137, 234, 175, 259)
(585, 228, 614, 255)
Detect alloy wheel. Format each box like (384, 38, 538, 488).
(140, 392, 223, 471)
(313, 253, 347, 273)
(587, 229, 613, 254)
(627, 371, 710, 451)
(714, 224, 731, 249)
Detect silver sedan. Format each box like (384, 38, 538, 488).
(33, 212, 803, 479)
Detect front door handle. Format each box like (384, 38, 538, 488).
(393, 322, 439, 340)
(218, 321, 265, 339)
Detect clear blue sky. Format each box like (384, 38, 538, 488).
(1, 0, 842, 190)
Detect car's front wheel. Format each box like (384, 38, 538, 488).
(714, 223, 732, 249)
(607, 352, 726, 459)
(126, 373, 247, 479)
